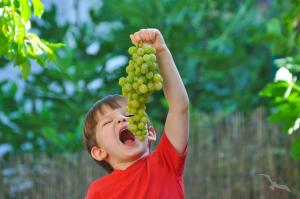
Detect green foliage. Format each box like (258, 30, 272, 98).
(259, 0, 300, 158)
(1, 0, 299, 156)
(89, 0, 271, 112)
(291, 138, 300, 159)
(0, 0, 63, 78)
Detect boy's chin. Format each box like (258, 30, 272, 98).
(121, 145, 148, 159)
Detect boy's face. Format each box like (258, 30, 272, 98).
(91, 103, 156, 166)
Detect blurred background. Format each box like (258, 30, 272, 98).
(0, 0, 300, 198)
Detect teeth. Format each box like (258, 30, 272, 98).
(120, 128, 127, 134)
(119, 128, 135, 144)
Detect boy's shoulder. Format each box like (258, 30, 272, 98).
(87, 170, 120, 197)
(88, 173, 111, 191)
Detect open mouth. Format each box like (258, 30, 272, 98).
(119, 128, 136, 145)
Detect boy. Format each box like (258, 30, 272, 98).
(83, 28, 189, 198)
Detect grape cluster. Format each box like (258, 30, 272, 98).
(119, 44, 163, 141)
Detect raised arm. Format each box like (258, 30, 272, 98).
(130, 28, 189, 153)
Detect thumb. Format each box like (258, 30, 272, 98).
(129, 34, 137, 46)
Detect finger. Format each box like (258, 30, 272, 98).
(150, 28, 163, 43)
(148, 30, 155, 43)
(129, 34, 137, 46)
(142, 29, 151, 43)
(133, 32, 142, 44)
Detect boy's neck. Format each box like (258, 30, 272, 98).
(111, 152, 149, 171)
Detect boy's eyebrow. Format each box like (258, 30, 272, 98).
(98, 107, 128, 126)
(98, 112, 112, 126)
(99, 115, 112, 125)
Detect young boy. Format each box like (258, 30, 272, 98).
(83, 28, 189, 199)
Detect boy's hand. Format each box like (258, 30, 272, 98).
(130, 28, 167, 53)
(131, 28, 189, 154)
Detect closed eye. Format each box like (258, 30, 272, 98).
(103, 120, 112, 126)
(102, 114, 133, 127)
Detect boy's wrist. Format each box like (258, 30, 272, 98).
(156, 45, 169, 54)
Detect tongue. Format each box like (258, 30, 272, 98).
(124, 139, 134, 145)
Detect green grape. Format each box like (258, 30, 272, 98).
(147, 82, 154, 91)
(141, 64, 148, 74)
(150, 54, 156, 62)
(126, 76, 134, 83)
(119, 77, 126, 86)
(137, 48, 145, 56)
(134, 114, 141, 121)
(132, 54, 139, 61)
(128, 123, 134, 131)
(124, 83, 132, 92)
(138, 109, 146, 116)
(131, 99, 139, 108)
(122, 91, 128, 97)
(128, 107, 137, 114)
(132, 93, 139, 99)
(154, 82, 163, 90)
(146, 72, 153, 79)
(138, 122, 145, 130)
(119, 43, 164, 141)
(137, 77, 144, 84)
(128, 64, 134, 72)
(129, 60, 134, 66)
(141, 116, 148, 123)
(139, 96, 146, 103)
(142, 54, 151, 62)
(134, 67, 141, 76)
(142, 130, 147, 135)
(133, 125, 139, 132)
(148, 64, 155, 71)
(136, 130, 142, 136)
(136, 56, 143, 65)
(137, 112, 147, 120)
(128, 117, 134, 123)
(139, 84, 148, 94)
(132, 82, 139, 90)
(128, 46, 137, 55)
(143, 44, 153, 54)
(153, 74, 163, 82)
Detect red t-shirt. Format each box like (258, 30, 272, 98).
(85, 132, 188, 199)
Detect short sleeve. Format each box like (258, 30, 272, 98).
(155, 132, 188, 176)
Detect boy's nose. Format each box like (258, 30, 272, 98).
(117, 117, 127, 123)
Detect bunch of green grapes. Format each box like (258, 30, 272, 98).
(119, 44, 163, 141)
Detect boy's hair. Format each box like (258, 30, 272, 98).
(83, 95, 127, 173)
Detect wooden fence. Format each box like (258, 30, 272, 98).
(0, 109, 299, 199)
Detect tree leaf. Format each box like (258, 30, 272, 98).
(267, 18, 282, 36)
(31, 0, 44, 17)
(259, 81, 289, 98)
(41, 39, 65, 50)
(20, 0, 31, 23)
(291, 138, 300, 159)
(20, 59, 31, 79)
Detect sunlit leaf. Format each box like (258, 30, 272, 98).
(259, 81, 289, 97)
(31, 0, 44, 17)
(268, 102, 300, 132)
(20, 0, 31, 22)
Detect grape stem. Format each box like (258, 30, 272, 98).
(137, 41, 143, 48)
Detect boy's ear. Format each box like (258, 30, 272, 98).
(148, 126, 156, 142)
(91, 146, 108, 161)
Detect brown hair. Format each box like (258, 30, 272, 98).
(83, 94, 127, 173)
